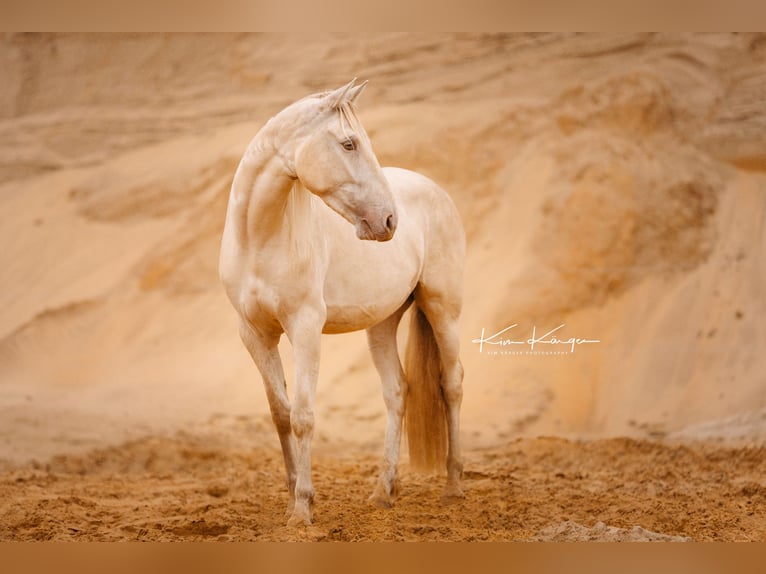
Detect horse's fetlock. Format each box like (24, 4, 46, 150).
(448, 458, 464, 478)
(296, 486, 315, 504)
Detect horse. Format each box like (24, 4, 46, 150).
(219, 79, 465, 527)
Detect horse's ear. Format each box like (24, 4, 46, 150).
(327, 78, 357, 109)
(347, 80, 368, 105)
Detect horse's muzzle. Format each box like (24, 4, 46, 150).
(358, 211, 397, 242)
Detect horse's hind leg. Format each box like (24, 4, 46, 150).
(238, 320, 298, 518)
(366, 300, 411, 508)
(417, 295, 465, 502)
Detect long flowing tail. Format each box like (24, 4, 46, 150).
(404, 305, 447, 472)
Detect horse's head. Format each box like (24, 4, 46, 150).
(281, 79, 397, 242)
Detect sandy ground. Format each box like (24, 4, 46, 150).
(1, 33, 766, 541)
(2, 421, 764, 541)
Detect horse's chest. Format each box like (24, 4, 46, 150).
(241, 257, 321, 325)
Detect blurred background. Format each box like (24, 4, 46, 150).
(1, 33, 765, 467)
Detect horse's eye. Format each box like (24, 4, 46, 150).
(341, 139, 356, 151)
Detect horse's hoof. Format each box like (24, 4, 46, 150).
(441, 485, 465, 504)
(368, 479, 398, 508)
(368, 492, 393, 509)
(286, 505, 312, 527)
(286, 513, 312, 527)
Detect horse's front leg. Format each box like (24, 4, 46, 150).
(284, 308, 325, 527)
(238, 320, 298, 517)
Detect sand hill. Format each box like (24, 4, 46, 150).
(1, 33, 765, 468)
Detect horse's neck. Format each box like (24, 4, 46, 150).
(231, 136, 312, 256)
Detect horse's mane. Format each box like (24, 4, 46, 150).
(285, 178, 314, 260)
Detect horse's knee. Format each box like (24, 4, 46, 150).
(266, 388, 292, 435)
(271, 409, 292, 435)
(291, 407, 314, 438)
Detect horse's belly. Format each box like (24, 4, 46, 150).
(322, 285, 413, 333)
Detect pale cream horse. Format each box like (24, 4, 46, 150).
(219, 79, 465, 526)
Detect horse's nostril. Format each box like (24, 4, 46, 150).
(385, 214, 394, 232)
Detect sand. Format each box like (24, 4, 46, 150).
(1, 33, 765, 541)
(2, 426, 764, 541)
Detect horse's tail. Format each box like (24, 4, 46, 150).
(404, 305, 447, 472)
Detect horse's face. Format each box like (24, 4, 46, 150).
(293, 81, 397, 242)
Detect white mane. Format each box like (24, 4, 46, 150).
(285, 178, 314, 259)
